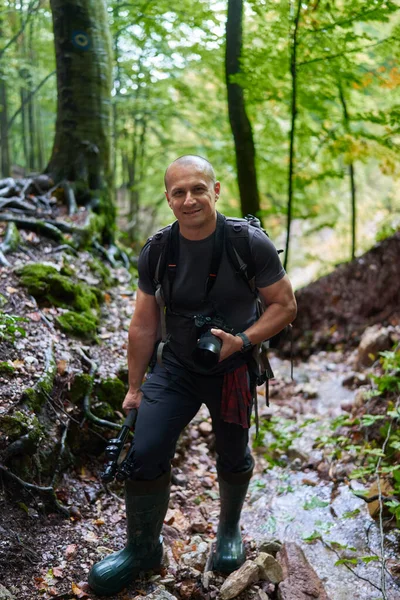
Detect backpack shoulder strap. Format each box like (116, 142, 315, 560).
(224, 217, 256, 293)
(148, 223, 173, 286)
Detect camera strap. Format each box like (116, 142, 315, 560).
(154, 212, 226, 365)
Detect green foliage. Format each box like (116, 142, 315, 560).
(0, 361, 15, 375)
(303, 496, 330, 510)
(0, 311, 27, 343)
(253, 415, 302, 466)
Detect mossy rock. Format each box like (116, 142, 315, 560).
(95, 377, 126, 410)
(0, 411, 41, 442)
(92, 401, 115, 421)
(68, 373, 93, 404)
(87, 258, 113, 288)
(16, 263, 101, 313)
(56, 310, 98, 340)
(22, 350, 56, 413)
(0, 361, 15, 375)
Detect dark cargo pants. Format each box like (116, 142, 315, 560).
(129, 359, 253, 480)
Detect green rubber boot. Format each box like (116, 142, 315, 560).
(88, 471, 170, 596)
(212, 460, 254, 573)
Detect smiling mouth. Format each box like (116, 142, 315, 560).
(183, 209, 201, 215)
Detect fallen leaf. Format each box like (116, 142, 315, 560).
(65, 544, 77, 560)
(93, 518, 105, 526)
(26, 312, 42, 322)
(57, 359, 68, 375)
(85, 531, 99, 543)
(71, 581, 89, 598)
(53, 566, 63, 578)
(103, 293, 111, 304)
(6, 286, 18, 293)
(12, 359, 24, 368)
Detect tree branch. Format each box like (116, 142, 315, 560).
(0, 0, 40, 60)
(7, 71, 56, 131)
(298, 35, 398, 67)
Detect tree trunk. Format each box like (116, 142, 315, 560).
(225, 0, 260, 218)
(0, 14, 11, 177)
(284, 0, 302, 271)
(338, 83, 357, 261)
(0, 74, 10, 177)
(47, 0, 114, 238)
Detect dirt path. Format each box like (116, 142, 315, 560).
(1, 351, 399, 600)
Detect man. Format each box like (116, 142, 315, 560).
(88, 155, 297, 596)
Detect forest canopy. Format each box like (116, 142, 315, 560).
(0, 0, 399, 286)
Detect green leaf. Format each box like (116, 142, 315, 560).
(303, 496, 330, 510)
(335, 558, 358, 566)
(343, 509, 361, 518)
(360, 556, 380, 564)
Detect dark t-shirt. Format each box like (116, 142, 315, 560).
(138, 221, 285, 374)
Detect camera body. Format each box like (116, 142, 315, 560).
(192, 314, 234, 369)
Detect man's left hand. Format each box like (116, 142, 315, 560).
(210, 328, 243, 362)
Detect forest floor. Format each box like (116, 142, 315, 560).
(0, 233, 400, 600)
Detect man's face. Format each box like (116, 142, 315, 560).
(165, 164, 220, 231)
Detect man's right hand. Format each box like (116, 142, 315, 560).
(122, 389, 143, 413)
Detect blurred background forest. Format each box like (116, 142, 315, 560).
(0, 0, 399, 288)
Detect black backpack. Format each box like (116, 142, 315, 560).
(146, 212, 292, 408)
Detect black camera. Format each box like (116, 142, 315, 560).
(192, 314, 234, 369)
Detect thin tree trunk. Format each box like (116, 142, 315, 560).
(338, 83, 356, 260)
(0, 8, 11, 176)
(28, 17, 36, 171)
(47, 0, 114, 238)
(225, 0, 260, 218)
(284, 0, 302, 271)
(0, 74, 10, 177)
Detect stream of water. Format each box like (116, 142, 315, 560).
(243, 353, 400, 600)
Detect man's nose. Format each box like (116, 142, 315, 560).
(183, 191, 195, 204)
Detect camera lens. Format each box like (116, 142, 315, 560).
(192, 331, 222, 368)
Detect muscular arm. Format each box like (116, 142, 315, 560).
(211, 275, 297, 361)
(123, 288, 160, 411)
(243, 274, 297, 345)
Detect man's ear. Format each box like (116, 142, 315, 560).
(165, 190, 171, 208)
(215, 181, 221, 198)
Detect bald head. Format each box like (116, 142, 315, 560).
(164, 155, 216, 191)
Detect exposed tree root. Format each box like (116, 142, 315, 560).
(78, 348, 122, 432)
(0, 222, 20, 266)
(0, 213, 65, 242)
(0, 464, 70, 517)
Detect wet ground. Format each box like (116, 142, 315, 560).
(243, 353, 400, 600)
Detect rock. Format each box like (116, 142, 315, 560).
(277, 543, 331, 600)
(219, 560, 260, 600)
(367, 479, 394, 519)
(294, 383, 318, 399)
(255, 552, 283, 584)
(171, 469, 188, 487)
(138, 590, 177, 600)
(258, 540, 282, 557)
(257, 591, 270, 600)
(357, 325, 392, 367)
(353, 386, 369, 409)
(198, 421, 213, 436)
(190, 515, 208, 533)
(180, 536, 209, 571)
(342, 372, 368, 388)
(0, 585, 15, 600)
